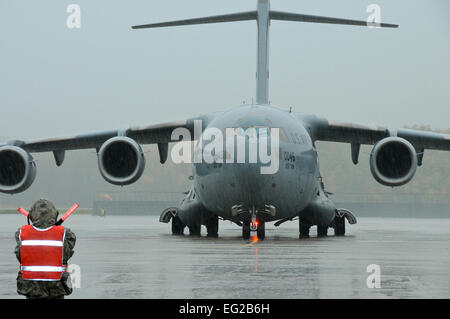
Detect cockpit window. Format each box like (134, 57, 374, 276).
(231, 126, 288, 141)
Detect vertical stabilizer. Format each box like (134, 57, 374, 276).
(256, 0, 270, 105)
(132, 0, 397, 106)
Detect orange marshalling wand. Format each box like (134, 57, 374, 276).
(55, 203, 79, 225)
(18, 203, 79, 225)
(17, 207, 30, 217)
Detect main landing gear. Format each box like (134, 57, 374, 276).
(333, 214, 345, 236)
(160, 208, 187, 235)
(188, 224, 201, 237)
(299, 209, 357, 239)
(188, 216, 219, 237)
(299, 218, 311, 239)
(333, 208, 357, 237)
(317, 225, 328, 237)
(299, 222, 329, 238)
(205, 216, 219, 238)
(171, 215, 185, 235)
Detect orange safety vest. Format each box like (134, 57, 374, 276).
(19, 225, 67, 281)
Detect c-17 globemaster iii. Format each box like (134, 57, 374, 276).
(1, 0, 449, 240)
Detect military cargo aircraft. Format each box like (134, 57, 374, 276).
(1, 0, 449, 240)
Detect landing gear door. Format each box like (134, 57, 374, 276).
(160, 207, 178, 223)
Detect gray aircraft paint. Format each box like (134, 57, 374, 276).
(256, 0, 270, 105)
(192, 104, 320, 222)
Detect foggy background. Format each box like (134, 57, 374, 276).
(0, 0, 449, 210)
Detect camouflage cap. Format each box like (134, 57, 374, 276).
(29, 199, 59, 228)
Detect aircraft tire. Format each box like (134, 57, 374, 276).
(257, 221, 265, 240)
(333, 216, 345, 236)
(242, 222, 251, 240)
(317, 225, 328, 237)
(171, 216, 185, 235)
(299, 219, 310, 239)
(188, 224, 201, 237)
(206, 217, 219, 238)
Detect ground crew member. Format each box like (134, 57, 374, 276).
(14, 199, 76, 299)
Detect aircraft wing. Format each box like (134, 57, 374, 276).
(305, 115, 450, 151)
(22, 120, 191, 153)
(3, 112, 218, 159)
(0, 112, 220, 193)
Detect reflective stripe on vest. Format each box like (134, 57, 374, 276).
(21, 240, 63, 247)
(21, 266, 67, 272)
(20, 225, 66, 281)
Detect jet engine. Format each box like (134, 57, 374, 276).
(97, 137, 146, 186)
(370, 137, 417, 187)
(0, 146, 36, 194)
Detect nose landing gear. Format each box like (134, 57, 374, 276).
(242, 221, 251, 240)
(242, 218, 265, 240)
(256, 221, 265, 240)
(238, 205, 272, 241)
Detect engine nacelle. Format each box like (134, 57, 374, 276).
(370, 137, 417, 187)
(97, 137, 146, 186)
(0, 146, 36, 194)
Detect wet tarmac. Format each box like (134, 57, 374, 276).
(1, 215, 450, 299)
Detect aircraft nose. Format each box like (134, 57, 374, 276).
(232, 162, 263, 194)
(227, 159, 280, 212)
(228, 134, 277, 195)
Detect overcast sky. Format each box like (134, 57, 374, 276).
(1, 0, 449, 142)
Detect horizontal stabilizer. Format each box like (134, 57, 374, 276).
(132, 11, 257, 29)
(270, 11, 398, 28)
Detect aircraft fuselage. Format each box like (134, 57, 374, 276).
(188, 104, 334, 227)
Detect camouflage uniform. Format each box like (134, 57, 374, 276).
(14, 199, 76, 299)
